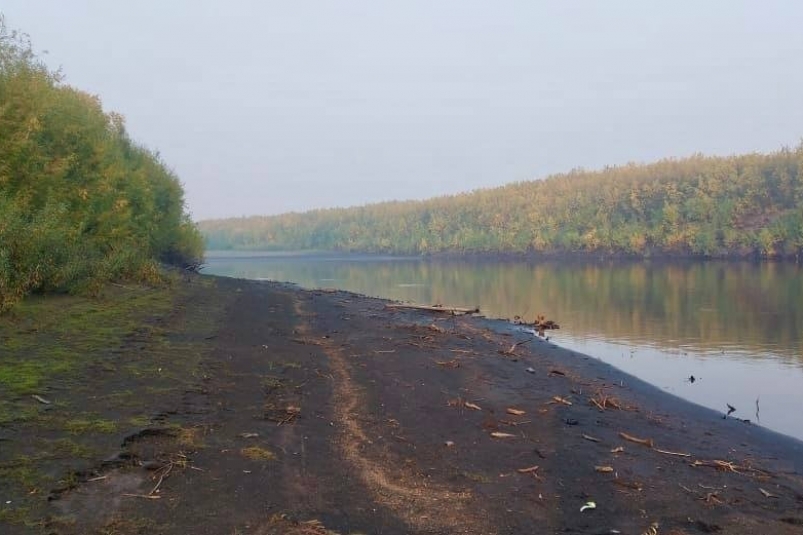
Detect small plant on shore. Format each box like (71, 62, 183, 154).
(240, 446, 276, 461)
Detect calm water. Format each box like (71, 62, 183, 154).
(205, 252, 803, 442)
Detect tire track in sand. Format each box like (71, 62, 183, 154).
(294, 299, 495, 535)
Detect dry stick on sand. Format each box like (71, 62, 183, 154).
(618, 432, 691, 457)
(619, 432, 654, 448)
(691, 459, 743, 472)
(590, 390, 622, 411)
(501, 336, 536, 356)
(654, 448, 691, 457)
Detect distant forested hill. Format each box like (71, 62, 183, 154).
(200, 146, 803, 260)
(0, 17, 203, 310)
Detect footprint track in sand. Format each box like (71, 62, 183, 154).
(293, 298, 495, 535)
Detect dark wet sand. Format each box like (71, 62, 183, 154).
(5, 275, 803, 534)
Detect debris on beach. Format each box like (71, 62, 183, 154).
(759, 487, 779, 498)
(516, 465, 539, 474)
(619, 432, 654, 448)
(589, 390, 622, 411)
(551, 395, 573, 406)
(500, 337, 536, 356)
(641, 522, 659, 535)
(385, 303, 480, 315)
(31, 394, 51, 405)
(580, 501, 596, 512)
(690, 459, 742, 472)
(490, 432, 516, 439)
(506, 408, 526, 416)
(532, 314, 560, 337)
(594, 465, 614, 473)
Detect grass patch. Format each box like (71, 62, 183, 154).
(261, 375, 284, 390)
(0, 400, 43, 426)
(240, 446, 276, 461)
(0, 505, 33, 526)
(0, 284, 175, 396)
(460, 471, 492, 484)
(47, 438, 98, 459)
(127, 414, 153, 427)
(177, 426, 205, 449)
(63, 418, 118, 434)
(0, 276, 232, 529)
(0, 459, 39, 488)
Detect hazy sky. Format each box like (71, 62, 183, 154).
(3, 1, 803, 220)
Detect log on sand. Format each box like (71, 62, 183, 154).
(385, 303, 480, 315)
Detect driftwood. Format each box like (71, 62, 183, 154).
(385, 303, 479, 315)
(619, 432, 654, 448)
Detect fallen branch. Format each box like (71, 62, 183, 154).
(517, 465, 540, 474)
(590, 390, 622, 411)
(582, 433, 601, 443)
(385, 303, 479, 315)
(613, 479, 643, 491)
(149, 463, 173, 495)
(500, 419, 531, 427)
(619, 432, 654, 448)
(654, 448, 691, 457)
(551, 396, 572, 406)
(500, 337, 535, 355)
(691, 459, 741, 473)
(759, 487, 779, 498)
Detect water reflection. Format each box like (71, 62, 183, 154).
(205, 253, 803, 440)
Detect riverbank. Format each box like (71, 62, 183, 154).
(1, 275, 802, 534)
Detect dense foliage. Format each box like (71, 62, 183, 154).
(202, 146, 803, 260)
(0, 17, 203, 310)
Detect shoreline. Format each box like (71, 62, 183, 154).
(205, 248, 803, 264)
(479, 315, 803, 465)
(2, 274, 802, 534)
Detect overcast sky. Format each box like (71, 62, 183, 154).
(3, 1, 802, 220)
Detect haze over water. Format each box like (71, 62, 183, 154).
(205, 253, 803, 442)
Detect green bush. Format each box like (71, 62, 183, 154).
(0, 16, 204, 311)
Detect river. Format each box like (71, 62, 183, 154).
(204, 252, 803, 442)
